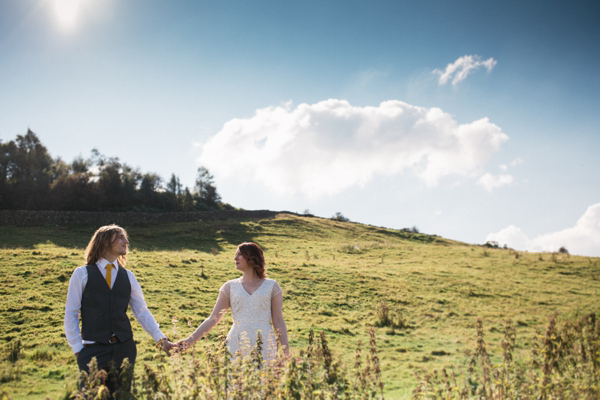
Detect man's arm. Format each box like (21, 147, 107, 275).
(127, 270, 173, 354)
(64, 267, 86, 357)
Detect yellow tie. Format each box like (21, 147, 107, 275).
(106, 264, 113, 289)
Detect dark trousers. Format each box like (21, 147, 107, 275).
(77, 338, 137, 393)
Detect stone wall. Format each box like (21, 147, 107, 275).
(0, 209, 294, 227)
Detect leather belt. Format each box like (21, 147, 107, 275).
(83, 336, 120, 347)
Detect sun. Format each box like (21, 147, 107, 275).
(52, 0, 85, 30)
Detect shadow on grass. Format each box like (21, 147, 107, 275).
(0, 218, 269, 253)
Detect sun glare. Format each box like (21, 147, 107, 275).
(52, 0, 84, 30)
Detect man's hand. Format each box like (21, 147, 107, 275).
(157, 338, 175, 356)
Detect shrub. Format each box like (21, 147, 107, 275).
(331, 212, 350, 222)
(4, 340, 21, 363)
(376, 300, 392, 327)
(558, 246, 569, 255)
(0, 340, 23, 384)
(401, 226, 420, 234)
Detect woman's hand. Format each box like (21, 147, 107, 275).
(176, 337, 194, 352)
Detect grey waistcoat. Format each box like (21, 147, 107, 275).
(81, 264, 133, 343)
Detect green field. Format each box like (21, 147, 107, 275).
(1, 213, 599, 398)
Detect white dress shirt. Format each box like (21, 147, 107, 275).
(64, 258, 166, 354)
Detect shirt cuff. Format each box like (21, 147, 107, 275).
(72, 342, 84, 354)
(153, 331, 167, 342)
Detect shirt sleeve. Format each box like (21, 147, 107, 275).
(64, 267, 87, 354)
(127, 270, 166, 342)
(219, 281, 231, 299)
(271, 280, 283, 298)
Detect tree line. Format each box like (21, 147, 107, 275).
(0, 129, 228, 212)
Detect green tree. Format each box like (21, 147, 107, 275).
(49, 172, 98, 211)
(166, 174, 183, 210)
(71, 155, 89, 174)
(0, 130, 53, 209)
(166, 174, 182, 195)
(97, 157, 123, 210)
(138, 173, 165, 211)
(194, 166, 220, 208)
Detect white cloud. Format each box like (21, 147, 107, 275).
(486, 225, 531, 250)
(510, 158, 523, 167)
(486, 203, 600, 257)
(434, 55, 497, 86)
(477, 173, 514, 192)
(197, 99, 508, 198)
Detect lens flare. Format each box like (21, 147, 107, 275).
(52, 0, 83, 30)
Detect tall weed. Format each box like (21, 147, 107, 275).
(0, 340, 22, 384)
(375, 300, 407, 331)
(69, 328, 384, 399)
(413, 313, 600, 399)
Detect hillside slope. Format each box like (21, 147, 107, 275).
(1, 213, 599, 398)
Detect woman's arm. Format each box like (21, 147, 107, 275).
(271, 291, 290, 356)
(180, 290, 230, 348)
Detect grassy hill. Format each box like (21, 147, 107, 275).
(1, 213, 599, 398)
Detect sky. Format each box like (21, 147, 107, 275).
(1, 0, 599, 257)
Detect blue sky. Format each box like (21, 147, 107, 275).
(1, 0, 599, 256)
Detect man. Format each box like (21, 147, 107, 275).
(64, 224, 173, 391)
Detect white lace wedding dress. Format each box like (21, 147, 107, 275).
(220, 278, 282, 361)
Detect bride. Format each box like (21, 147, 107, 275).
(178, 242, 289, 360)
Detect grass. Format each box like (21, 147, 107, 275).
(0, 213, 599, 398)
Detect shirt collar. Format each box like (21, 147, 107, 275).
(97, 258, 119, 272)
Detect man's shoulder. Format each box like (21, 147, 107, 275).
(72, 265, 89, 275)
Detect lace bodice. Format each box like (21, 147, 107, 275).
(221, 278, 282, 360)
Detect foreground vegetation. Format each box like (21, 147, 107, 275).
(67, 327, 385, 399)
(63, 313, 600, 399)
(0, 213, 599, 398)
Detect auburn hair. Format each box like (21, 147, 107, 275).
(237, 242, 266, 279)
(85, 225, 128, 266)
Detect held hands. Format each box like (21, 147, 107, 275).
(156, 337, 194, 356)
(176, 337, 194, 353)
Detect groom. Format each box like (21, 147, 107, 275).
(64, 224, 174, 391)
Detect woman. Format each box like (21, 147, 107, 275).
(178, 242, 289, 360)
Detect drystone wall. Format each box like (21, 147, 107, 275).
(0, 209, 291, 227)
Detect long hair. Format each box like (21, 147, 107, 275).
(237, 242, 266, 279)
(85, 225, 128, 266)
